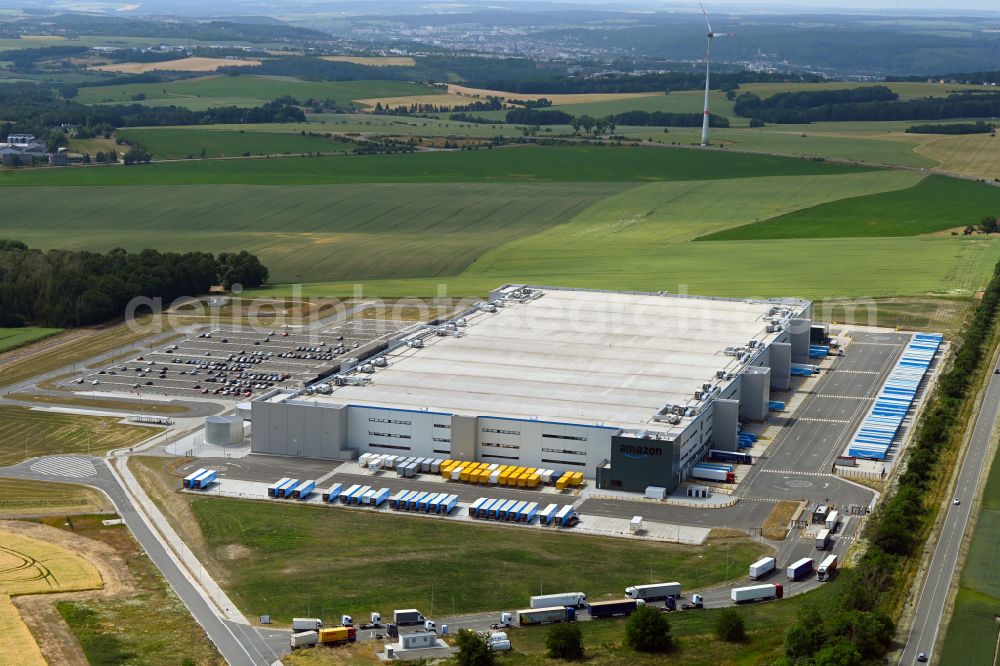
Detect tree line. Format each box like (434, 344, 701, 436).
(0, 241, 268, 328)
(905, 121, 994, 135)
(734, 86, 1000, 123)
(466, 70, 819, 95)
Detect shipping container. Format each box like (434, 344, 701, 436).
(731, 584, 783, 603)
(787, 558, 815, 581)
(183, 468, 208, 489)
(588, 599, 644, 619)
(530, 592, 587, 609)
(322, 483, 343, 503)
(749, 557, 776, 580)
(624, 582, 681, 601)
(517, 606, 576, 626)
(291, 479, 316, 500)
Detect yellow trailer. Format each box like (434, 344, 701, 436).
(556, 473, 571, 490)
(499, 468, 514, 485)
(517, 472, 531, 487)
(318, 626, 357, 645)
(571, 472, 584, 487)
(527, 474, 541, 488)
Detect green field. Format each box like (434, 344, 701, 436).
(0, 478, 109, 516)
(0, 182, 625, 283)
(940, 440, 1000, 665)
(188, 496, 764, 622)
(116, 128, 351, 159)
(0, 405, 155, 466)
(700, 175, 1000, 241)
(0, 326, 62, 353)
(0, 145, 870, 186)
(73, 75, 440, 109)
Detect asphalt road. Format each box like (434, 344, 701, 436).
(0, 457, 282, 666)
(898, 367, 1000, 665)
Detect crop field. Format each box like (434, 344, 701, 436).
(0, 406, 155, 467)
(90, 56, 261, 74)
(188, 496, 764, 621)
(737, 80, 1000, 101)
(320, 55, 416, 66)
(0, 182, 625, 282)
(116, 128, 351, 159)
(0, 594, 44, 666)
(940, 441, 1000, 665)
(0, 146, 868, 187)
(0, 327, 62, 353)
(72, 74, 442, 108)
(0, 479, 109, 517)
(699, 175, 1000, 240)
(914, 132, 1000, 180)
(0, 530, 102, 595)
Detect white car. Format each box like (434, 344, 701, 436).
(953, 498, 961, 505)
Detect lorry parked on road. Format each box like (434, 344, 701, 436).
(681, 593, 704, 610)
(825, 510, 840, 532)
(588, 599, 644, 619)
(787, 558, 815, 581)
(817, 555, 838, 581)
(319, 626, 357, 645)
(815, 528, 831, 550)
(517, 606, 576, 625)
(394, 609, 427, 626)
(292, 618, 322, 632)
(289, 631, 318, 649)
(530, 592, 587, 609)
(749, 557, 776, 580)
(625, 582, 681, 601)
(731, 584, 783, 604)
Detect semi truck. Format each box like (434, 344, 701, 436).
(530, 592, 587, 609)
(787, 558, 815, 581)
(319, 626, 357, 645)
(731, 584, 783, 604)
(825, 510, 840, 532)
(183, 468, 208, 489)
(517, 606, 577, 626)
(289, 631, 318, 649)
(588, 599, 645, 619)
(815, 528, 831, 550)
(749, 557, 776, 580)
(292, 618, 323, 631)
(393, 609, 427, 626)
(817, 555, 838, 581)
(691, 464, 735, 483)
(322, 483, 343, 503)
(291, 480, 315, 500)
(625, 582, 682, 601)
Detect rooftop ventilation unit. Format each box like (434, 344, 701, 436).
(694, 390, 703, 400)
(359, 363, 375, 373)
(702, 383, 712, 392)
(685, 407, 697, 417)
(405, 338, 424, 348)
(373, 357, 388, 368)
(455, 318, 467, 327)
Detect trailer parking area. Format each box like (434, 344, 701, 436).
(71, 318, 415, 401)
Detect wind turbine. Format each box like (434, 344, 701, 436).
(699, 2, 731, 146)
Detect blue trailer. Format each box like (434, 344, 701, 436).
(369, 488, 390, 506)
(468, 497, 487, 517)
(519, 501, 539, 523)
(425, 492, 446, 512)
(292, 480, 316, 500)
(472, 498, 492, 518)
(554, 505, 579, 527)
(193, 469, 217, 490)
(506, 501, 527, 522)
(322, 483, 343, 503)
(496, 500, 518, 520)
(360, 488, 377, 505)
(268, 477, 291, 497)
(709, 450, 753, 465)
(539, 503, 559, 525)
(349, 485, 371, 505)
(408, 491, 429, 510)
(183, 468, 208, 489)
(389, 489, 411, 509)
(279, 479, 300, 498)
(339, 484, 361, 504)
(439, 494, 459, 514)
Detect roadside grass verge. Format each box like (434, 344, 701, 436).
(0, 327, 62, 353)
(762, 501, 800, 541)
(7, 393, 185, 414)
(0, 406, 156, 467)
(698, 175, 1000, 241)
(0, 479, 109, 517)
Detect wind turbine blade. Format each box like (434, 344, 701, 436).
(699, 1, 713, 34)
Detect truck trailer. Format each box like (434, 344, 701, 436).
(553, 505, 580, 527)
(183, 468, 208, 489)
(369, 488, 391, 507)
(267, 477, 290, 497)
(517, 606, 576, 626)
(588, 599, 644, 619)
(530, 592, 587, 609)
(731, 584, 783, 604)
(825, 510, 840, 532)
(468, 498, 487, 517)
(519, 502, 539, 523)
(349, 485, 372, 505)
(192, 469, 217, 490)
(289, 631, 318, 649)
(291, 480, 316, 500)
(625, 582, 681, 601)
(817, 555, 838, 581)
(815, 528, 831, 550)
(438, 494, 459, 514)
(787, 558, 815, 581)
(709, 450, 753, 465)
(539, 503, 559, 525)
(339, 484, 361, 504)
(691, 464, 735, 483)
(749, 557, 776, 580)
(322, 483, 343, 503)
(292, 618, 323, 632)
(318, 626, 357, 645)
(393, 609, 426, 626)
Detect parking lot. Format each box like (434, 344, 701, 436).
(74, 318, 416, 401)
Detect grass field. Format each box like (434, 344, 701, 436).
(813, 297, 973, 336)
(940, 436, 1000, 665)
(0, 145, 870, 187)
(699, 175, 1000, 241)
(188, 496, 764, 623)
(0, 182, 625, 282)
(0, 327, 62, 353)
(0, 406, 155, 467)
(0, 594, 44, 666)
(0, 530, 102, 595)
(0, 479, 109, 517)
(116, 128, 351, 159)
(90, 56, 261, 74)
(72, 75, 441, 109)
(914, 132, 1000, 180)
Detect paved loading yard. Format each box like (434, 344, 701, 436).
(74, 318, 415, 400)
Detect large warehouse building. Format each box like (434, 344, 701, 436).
(251, 285, 815, 492)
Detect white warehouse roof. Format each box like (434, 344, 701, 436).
(303, 287, 808, 432)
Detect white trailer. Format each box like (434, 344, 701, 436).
(292, 618, 323, 632)
(530, 592, 587, 609)
(825, 510, 840, 532)
(625, 582, 681, 601)
(749, 557, 776, 580)
(731, 584, 783, 604)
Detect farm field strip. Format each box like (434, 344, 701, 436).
(0, 327, 63, 353)
(914, 132, 1000, 180)
(0, 594, 45, 666)
(89, 56, 261, 74)
(0, 530, 103, 595)
(0, 479, 109, 517)
(737, 80, 1000, 100)
(116, 128, 351, 159)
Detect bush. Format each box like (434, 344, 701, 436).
(546, 623, 584, 660)
(625, 605, 672, 653)
(455, 629, 494, 666)
(715, 608, 747, 642)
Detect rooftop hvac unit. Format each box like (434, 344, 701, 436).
(373, 357, 388, 367)
(343, 376, 371, 386)
(702, 383, 712, 392)
(668, 414, 682, 424)
(685, 407, 696, 417)
(765, 324, 775, 333)
(360, 363, 375, 373)
(455, 318, 467, 327)
(694, 390, 703, 400)
(716, 370, 725, 379)
(406, 338, 424, 348)
(672, 405, 684, 415)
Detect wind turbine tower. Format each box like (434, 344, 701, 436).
(699, 3, 731, 146)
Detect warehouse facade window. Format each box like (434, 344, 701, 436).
(370, 443, 410, 451)
(370, 417, 411, 425)
(483, 453, 519, 461)
(541, 458, 586, 467)
(482, 442, 519, 449)
(482, 428, 520, 435)
(433, 437, 451, 443)
(541, 447, 586, 456)
(434, 423, 451, 429)
(368, 431, 411, 439)
(542, 433, 587, 441)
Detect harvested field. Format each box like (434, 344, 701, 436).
(321, 55, 415, 66)
(0, 594, 45, 666)
(0, 528, 102, 595)
(0, 479, 110, 518)
(446, 83, 662, 106)
(90, 56, 261, 74)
